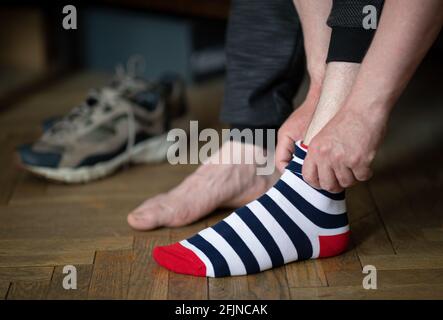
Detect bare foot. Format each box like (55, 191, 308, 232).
(127, 141, 280, 230)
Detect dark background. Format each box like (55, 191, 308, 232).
(0, 1, 230, 110)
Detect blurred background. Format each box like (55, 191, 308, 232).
(0, 0, 229, 109)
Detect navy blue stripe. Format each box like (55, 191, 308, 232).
(236, 206, 284, 268)
(187, 234, 230, 277)
(316, 188, 346, 201)
(274, 180, 348, 229)
(294, 145, 307, 160)
(286, 160, 302, 174)
(212, 221, 261, 274)
(258, 194, 313, 260)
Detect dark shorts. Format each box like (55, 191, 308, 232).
(220, 0, 384, 129)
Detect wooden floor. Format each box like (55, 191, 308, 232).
(0, 55, 442, 299)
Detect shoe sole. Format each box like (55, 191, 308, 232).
(21, 116, 191, 184)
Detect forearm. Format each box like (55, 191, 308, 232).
(344, 0, 443, 118)
(293, 0, 332, 86)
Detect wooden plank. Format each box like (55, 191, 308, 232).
(10, 161, 195, 206)
(0, 236, 133, 249)
(0, 281, 10, 299)
(423, 228, 443, 241)
(390, 240, 443, 256)
(0, 201, 134, 240)
(351, 213, 395, 256)
(7, 280, 50, 300)
(0, 237, 133, 256)
(7, 172, 48, 205)
(209, 276, 251, 300)
(367, 173, 425, 254)
(326, 268, 443, 287)
(359, 254, 443, 270)
(47, 265, 93, 300)
(346, 183, 377, 223)
(0, 266, 53, 281)
(318, 248, 362, 274)
(290, 284, 443, 300)
(0, 251, 94, 268)
(347, 183, 395, 256)
(88, 250, 133, 300)
(167, 273, 208, 300)
(285, 260, 327, 288)
(247, 267, 290, 300)
(128, 237, 169, 300)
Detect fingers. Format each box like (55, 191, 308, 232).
(334, 164, 357, 188)
(301, 141, 374, 192)
(275, 134, 296, 173)
(352, 166, 373, 182)
(302, 155, 321, 189)
(318, 163, 343, 193)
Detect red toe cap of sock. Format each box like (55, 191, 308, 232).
(153, 242, 206, 277)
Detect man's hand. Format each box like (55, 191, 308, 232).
(302, 107, 387, 192)
(275, 85, 320, 173)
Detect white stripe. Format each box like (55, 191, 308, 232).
(225, 213, 273, 271)
(311, 237, 320, 259)
(281, 170, 346, 214)
(292, 155, 304, 164)
(180, 240, 215, 277)
(266, 187, 318, 256)
(267, 187, 349, 236)
(247, 200, 298, 263)
(319, 224, 350, 236)
(199, 228, 246, 276)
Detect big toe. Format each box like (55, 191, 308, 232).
(153, 243, 206, 277)
(127, 205, 161, 231)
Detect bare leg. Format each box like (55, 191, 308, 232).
(303, 62, 360, 145)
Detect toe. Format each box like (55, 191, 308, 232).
(153, 243, 206, 277)
(127, 210, 158, 230)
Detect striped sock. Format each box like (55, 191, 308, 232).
(153, 141, 350, 277)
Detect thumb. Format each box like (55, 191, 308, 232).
(275, 134, 295, 173)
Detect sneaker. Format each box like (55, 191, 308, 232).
(18, 62, 189, 183)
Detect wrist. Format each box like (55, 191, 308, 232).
(307, 65, 326, 89)
(342, 83, 397, 122)
(342, 97, 391, 130)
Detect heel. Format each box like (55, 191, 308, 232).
(318, 231, 351, 258)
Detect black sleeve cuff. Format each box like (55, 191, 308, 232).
(326, 26, 376, 64)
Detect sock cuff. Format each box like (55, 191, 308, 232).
(295, 140, 307, 160)
(285, 140, 307, 175)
